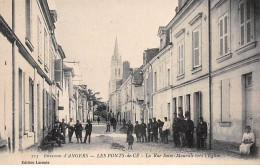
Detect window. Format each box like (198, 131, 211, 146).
(239, 0, 254, 46)
(115, 69, 117, 76)
(44, 29, 49, 70)
(219, 13, 229, 56)
(154, 72, 157, 91)
(220, 79, 230, 122)
(118, 69, 120, 76)
(167, 69, 170, 86)
(245, 73, 252, 88)
(54, 59, 62, 83)
(178, 42, 185, 75)
(160, 38, 163, 50)
(193, 27, 201, 67)
(37, 18, 42, 62)
(26, 0, 31, 40)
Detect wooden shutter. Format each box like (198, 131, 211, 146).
(54, 59, 62, 83)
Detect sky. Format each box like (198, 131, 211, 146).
(53, 0, 178, 101)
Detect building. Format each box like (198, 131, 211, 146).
(58, 64, 75, 123)
(0, 0, 68, 152)
(109, 37, 123, 95)
(108, 39, 132, 119)
(150, 27, 173, 124)
(120, 66, 144, 123)
(210, 0, 260, 151)
(142, 48, 159, 123)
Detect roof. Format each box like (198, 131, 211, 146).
(143, 48, 159, 65)
(133, 65, 143, 85)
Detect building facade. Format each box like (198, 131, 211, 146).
(120, 67, 144, 123)
(142, 48, 159, 123)
(210, 0, 260, 150)
(0, 0, 70, 152)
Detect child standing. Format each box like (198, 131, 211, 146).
(127, 131, 134, 150)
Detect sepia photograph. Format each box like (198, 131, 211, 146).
(0, 0, 259, 165)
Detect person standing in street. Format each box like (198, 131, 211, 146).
(84, 120, 92, 143)
(127, 131, 134, 150)
(152, 118, 159, 143)
(134, 121, 140, 142)
(140, 119, 147, 143)
(74, 120, 83, 143)
(147, 119, 153, 142)
(179, 113, 186, 147)
(106, 120, 110, 132)
(196, 117, 207, 149)
(60, 119, 67, 144)
(97, 116, 100, 125)
(158, 119, 164, 142)
(110, 117, 117, 132)
(162, 117, 170, 144)
(67, 118, 74, 143)
(172, 113, 181, 147)
(126, 120, 134, 142)
(185, 112, 194, 148)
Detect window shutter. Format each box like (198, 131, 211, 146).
(221, 79, 230, 122)
(54, 59, 62, 83)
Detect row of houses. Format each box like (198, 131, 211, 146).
(109, 0, 260, 152)
(0, 0, 94, 152)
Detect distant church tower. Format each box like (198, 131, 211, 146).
(109, 37, 123, 94)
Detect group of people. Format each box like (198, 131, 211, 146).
(39, 118, 93, 151)
(68, 119, 93, 144)
(125, 110, 208, 150)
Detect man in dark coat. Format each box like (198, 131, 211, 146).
(97, 116, 100, 125)
(74, 120, 83, 143)
(127, 120, 134, 134)
(84, 120, 93, 143)
(152, 118, 159, 142)
(185, 113, 194, 148)
(196, 117, 207, 149)
(126, 120, 134, 142)
(140, 119, 147, 143)
(147, 119, 153, 142)
(110, 117, 117, 132)
(67, 118, 74, 143)
(60, 119, 67, 143)
(172, 113, 181, 147)
(179, 113, 186, 147)
(134, 121, 140, 142)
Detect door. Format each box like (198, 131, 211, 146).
(18, 70, 23, 150)
(172, 98, 177, 121)
(244, 73, 253, 128)
(193, 91, 202, 127)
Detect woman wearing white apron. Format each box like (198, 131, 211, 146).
(239, 126, 255, 156)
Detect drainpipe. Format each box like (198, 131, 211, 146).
(11, 0, 16, 153)
(208, 0, 212, 150)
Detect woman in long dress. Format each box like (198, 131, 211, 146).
(239, 126, 255, 156)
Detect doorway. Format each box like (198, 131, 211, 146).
(243, 73, 253, 129)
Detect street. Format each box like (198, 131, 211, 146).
(24, 121, 249, 164)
